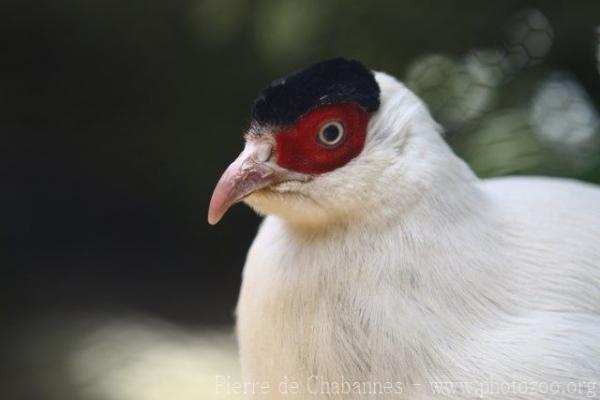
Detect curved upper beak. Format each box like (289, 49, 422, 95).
(208, 141, 278, 225)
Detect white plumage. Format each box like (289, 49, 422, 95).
(230, 72, 600, 399)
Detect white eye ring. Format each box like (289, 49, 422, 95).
(317, 121, 345, 147)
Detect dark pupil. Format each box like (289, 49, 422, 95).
(323, 124, 340, 142)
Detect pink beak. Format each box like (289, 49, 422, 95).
(208, 142, 277, 225)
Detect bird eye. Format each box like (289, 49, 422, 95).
(317, 121, 345, 147)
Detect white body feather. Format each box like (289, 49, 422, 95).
(236, 73, 600, 399)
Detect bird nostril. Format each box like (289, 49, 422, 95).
(254, 143, 273, 163)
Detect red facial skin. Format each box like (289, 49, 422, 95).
(274, 102, 371, 175)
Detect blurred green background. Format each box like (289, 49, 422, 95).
(3, 0, 600, 399)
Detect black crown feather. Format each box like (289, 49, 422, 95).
(252, 58, 380, 127)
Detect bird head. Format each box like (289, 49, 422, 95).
(208, 58, 460, 228)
